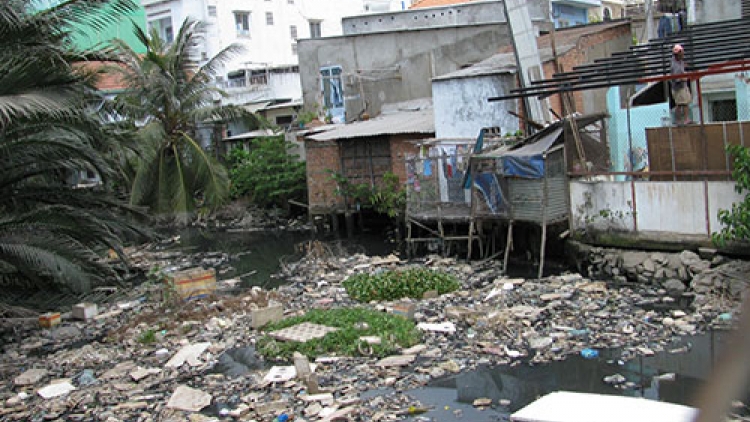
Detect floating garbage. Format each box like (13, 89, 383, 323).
(580, 348, 599, 359)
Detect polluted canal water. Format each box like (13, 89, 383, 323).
(165, 229, 743, 421)
(171, 227, 395, 288)
(394, 330, 734, 421)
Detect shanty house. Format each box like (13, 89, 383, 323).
(304, 100, 434, 216)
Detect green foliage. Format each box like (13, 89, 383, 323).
(0, 0, 151, 293)
(330, 171, 406, 218)
(343, 268, 460, 302)
(227, 136, 307, 207)
(113, 18, 259, 220)
(257, 308, 421, 360)
(138, 329, 157, 344)
(713, 145, 750, 246)
(296, 110, 318, 126)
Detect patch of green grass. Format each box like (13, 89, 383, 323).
(137, 329, 157, 344)
(257, 308, 422, 360)
(343, 268, 460, 302)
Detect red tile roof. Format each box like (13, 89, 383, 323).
(73, 61, 130, 92)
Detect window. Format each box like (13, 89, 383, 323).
(292, 43, 298, 55)
(164, 25, 174, 42)
(320, 66, 344, 110)
(309, 20, 321, 38)
(710, 99, 737, 122)
(290, 25, 298, 40)
(288, 0, 294, 4)
(266, 12, 274, 25)
(234, 12, 250, 36)
(276, 115, 293, 126)
(150, 17, 174, 43)
(207, 5, 217, 17)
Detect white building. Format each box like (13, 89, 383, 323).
(140, 0, 412, 109)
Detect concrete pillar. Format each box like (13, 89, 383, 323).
(687, 0, 697, 24)
(645, 0, 654, 42)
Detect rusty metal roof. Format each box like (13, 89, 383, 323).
(307, 107, 435, 141)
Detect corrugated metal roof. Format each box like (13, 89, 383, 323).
(263, 100, 303, 111)
(434, 46, 576, 81)
(224, 129, 281, 141)
(307, 108, 435, 141)
(243, 102, 272, 113)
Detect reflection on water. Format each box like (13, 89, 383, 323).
(407, 331, 737, 421)
(173, 229, 396, 288)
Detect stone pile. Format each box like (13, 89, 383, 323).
(0, 243, 745, 421)
(582, 246, 748, 305)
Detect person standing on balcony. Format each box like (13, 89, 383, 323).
(671, 44, 692, 125)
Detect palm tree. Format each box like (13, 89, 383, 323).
(113, 18, 258, 221)
(0, 0, 150, 293)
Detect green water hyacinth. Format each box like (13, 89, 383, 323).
(343, 268, 460, 302)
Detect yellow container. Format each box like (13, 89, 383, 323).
(168, 267, 217, 300)
(39, 312, 61, 328)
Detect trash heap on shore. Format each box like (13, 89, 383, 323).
(0, 240, 746, 421)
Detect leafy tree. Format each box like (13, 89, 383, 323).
(0, 0, 150, 293)
(112, 18, 257, 221)
(227, 136, 307, 208)
(713, 145, 750, 246)
(331, 171, 406, 218)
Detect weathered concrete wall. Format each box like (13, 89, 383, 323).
(298, 24, 512, 122)
(570, 180, 743, 240)
(342, 0, 550, 35)
(433, 74, 521, 139)
(690, 0, 741, 24)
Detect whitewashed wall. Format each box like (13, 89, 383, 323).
(432, 74, 520, 139)
(570, 180, 743, 238)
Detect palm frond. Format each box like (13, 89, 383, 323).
(179, 131, 229, 210)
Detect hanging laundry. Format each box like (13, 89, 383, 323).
(424, 159, 432, 176)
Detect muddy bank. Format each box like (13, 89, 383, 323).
(0, 239, 746, 421)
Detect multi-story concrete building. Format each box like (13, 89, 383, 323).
(411, 0, 603, 28)
(139, 0, 413, 130)
(298, 0, 552, 125)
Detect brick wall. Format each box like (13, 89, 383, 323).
(390, 135, 422, 185)
(305, 134, 427, 214)
(305, 139, 343, 213)
(542, 23, 633, 118)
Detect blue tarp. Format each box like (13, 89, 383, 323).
(502, 155, 546, 179)
(473, 173, 505, 214)
(480, 127, 563, 179)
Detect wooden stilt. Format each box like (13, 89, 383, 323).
(503, 221, 514, 274)
(331, 212, 339, 234)
(406, 220, 413, 258)
(467, 220, 474, 260)
(538, 223, 547, 279)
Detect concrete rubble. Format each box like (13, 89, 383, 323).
(0, 242, 746, 421)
